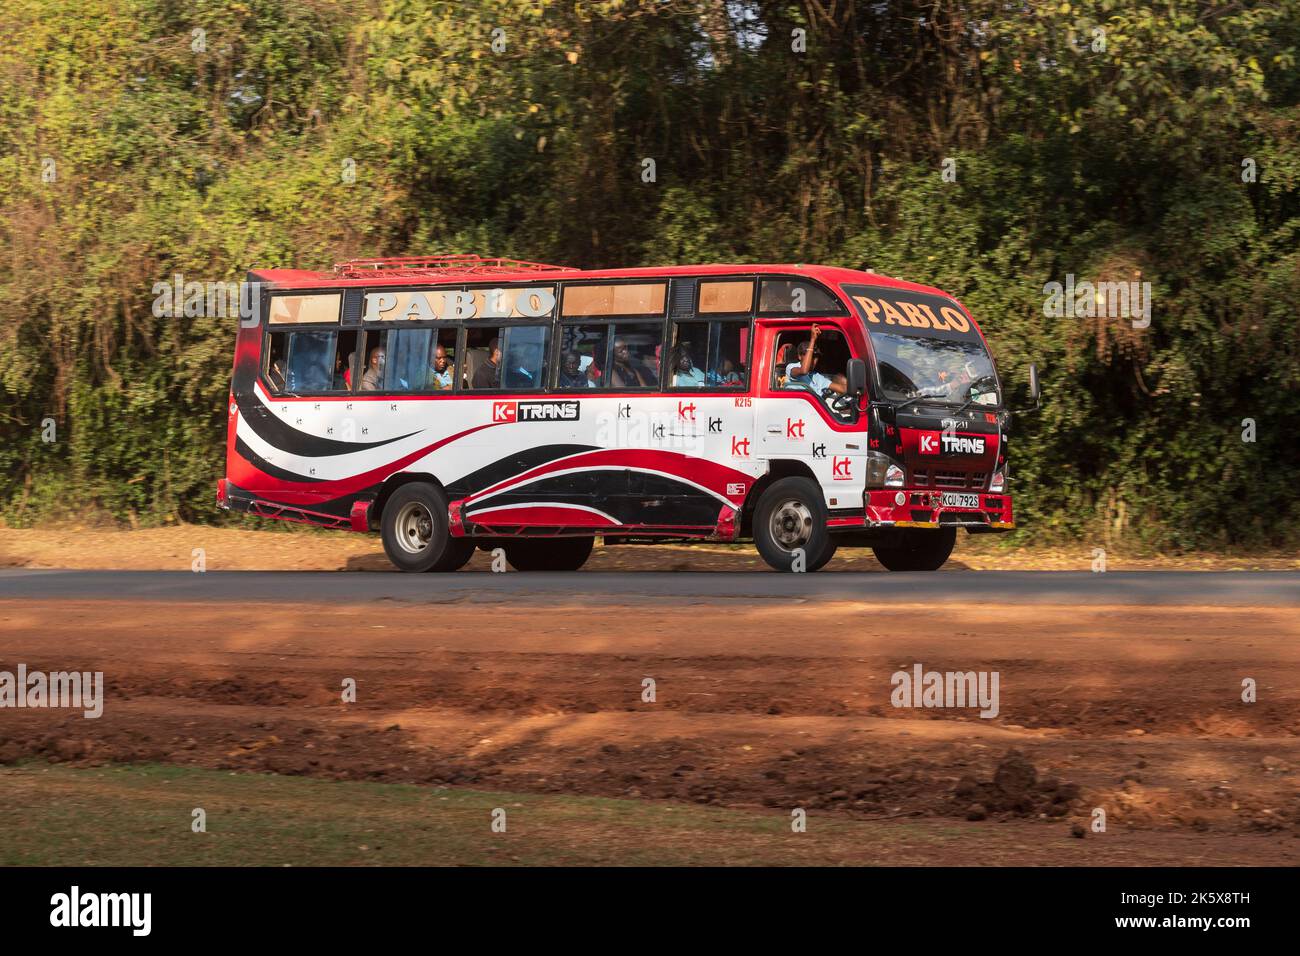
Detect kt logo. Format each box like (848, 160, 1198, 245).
(832, 456, 851, 480)
(677, 400, 697, 421)
(492, 401, 517, 422)
(811, 442, 827, 459)
(786, 418, 805, 439)
(731, 436, 751, 457)
(708, 416, 722, 433)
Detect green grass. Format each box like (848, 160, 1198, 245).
(0, 762, 975, 867)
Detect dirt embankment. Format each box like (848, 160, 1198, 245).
(2, 598, 1297, 863)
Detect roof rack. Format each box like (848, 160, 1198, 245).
(332, 254, 578, 279)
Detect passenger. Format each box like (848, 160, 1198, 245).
(709, 357, 742, 386)
(361, 345, 385, 391)
(510, 343, 542, 386)
(268, 358, 287, 391)
(784, 325, 847, 395)
(609, 338, 654, 387)
(670, 345, 706, 386)
(430, 344, 454, 390)
(558, 350, 592, 388)
(471, 337, 502, 389)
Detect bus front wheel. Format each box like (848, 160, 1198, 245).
(871, 527, 956, 572)
(504, 537, 594, 572)
(753, 477, 836, 572)
(381, 483, 475, 573)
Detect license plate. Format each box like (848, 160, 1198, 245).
(942, 493, 980, 509)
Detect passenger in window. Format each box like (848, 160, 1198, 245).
(430, 344, 454, 390)
(709, 357, 743, 386)
(507, 343, 542, 387)
(670, 344, 706, 387)
(472, 338, 502, 389)
(784, 325, 847, 395)
(269, 359, 287, 392)
(558, 351, 593, 388)
(609, 338, 654, 388)
(343, 352, 356, 390)
(361, 346, 386, 391)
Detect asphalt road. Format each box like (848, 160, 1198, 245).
(1, 569, 1297, 606)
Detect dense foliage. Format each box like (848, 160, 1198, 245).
(2, 0, 1297, 548)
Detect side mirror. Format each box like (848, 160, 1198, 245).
(846, 358, 867, 396)
(1014, 362, 1042, 414)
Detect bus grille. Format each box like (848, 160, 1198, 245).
(912, 470, 986, 489)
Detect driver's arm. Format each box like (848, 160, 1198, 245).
(827, 373, 848, 395)
(799, 325, 821, 377)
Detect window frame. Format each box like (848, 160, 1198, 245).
(694, 277, 758, 318)
(549, 316, 669, 392)
(663, 316, 754, 393)
(754, 276, 849, 318)
(373, 323, 461, 395)
(556, 279, 669, 321)
(456, 319, 554, 395)
(767, 320, 859, 393)
(258, 273, 843, 398)
(263, 325, 351, 397)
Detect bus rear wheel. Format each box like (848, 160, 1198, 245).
(753, 477, 836, 572)
(504, 537, 594, 572)
(381, 483, 474, 573)
(871, 527, 956, 572)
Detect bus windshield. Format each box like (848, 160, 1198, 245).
(869, 330, 999, 407)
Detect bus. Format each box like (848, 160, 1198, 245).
(217, 255, 1039, 572)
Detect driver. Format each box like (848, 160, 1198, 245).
(784, 325, 847, 395)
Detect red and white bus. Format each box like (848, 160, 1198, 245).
(218, 255, 1038, 572)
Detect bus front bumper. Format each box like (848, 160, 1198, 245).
(863, 489, 1014, 531)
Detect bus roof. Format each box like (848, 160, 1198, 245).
(248, 255, 958, 301)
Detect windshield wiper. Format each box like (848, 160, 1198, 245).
(892, 386, 958, 414)
(948, 375, 1001, 415)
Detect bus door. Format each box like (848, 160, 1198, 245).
(756, 318, 870, 506)
(757, 320, 855, 457)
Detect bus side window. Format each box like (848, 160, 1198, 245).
(333, 330, 359, 392)
(668, 320, 748, 389)
(501, 324, 550, 391)
(668, 321, 709, 387)
(464, 326, 503, 389)
(266, 332, 289, 392)
(708, 321, 748, 388)
(384, 328, 435, 392)
(759, 280, 840, 314)
(556, 324, 608, 389)
(608, 322, 662, 389)
(283, 330, 336, 394)
(358, 331, 388, 391)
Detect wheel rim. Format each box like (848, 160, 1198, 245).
(393, 501, 435, 555)
(769, 498, 814, 551)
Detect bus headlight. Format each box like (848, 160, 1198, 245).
(989, 469, 1006, 493)
(866, 451, 906, 489)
